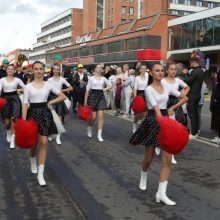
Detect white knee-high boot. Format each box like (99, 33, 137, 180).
(30, 157, 38, 174)
(37, 165, 46, 186)
(97, 129, 103, 142)
(10, 134, 15, 149)
(87, 126, 92, 138)
(133, 123, 137, 133)
(56, 134, 61, 145)
(6, 130, 11, 142)
(139, 170, 148, 190)
(156, 181, 176, 206)
(171, 155, 177, 165)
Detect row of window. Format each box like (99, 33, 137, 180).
(30, 54, 46, 61)
(122, 6, 134, 15)
(34, 38, 72, 52)
(41, 15, 72, 33)
(37, 26, 72, 43)
(170, 0, 219, 8)
(171, 10, 191, 15)
(47, 36, 161, 60)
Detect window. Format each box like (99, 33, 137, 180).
(93, 45, 104, 55)
(171, 0, 178, 3)
(129, 7, 134, 15)
(107, 41, 122, 53)
(80, 47, 90, 56)
(121, 19, 127, 24)
(196, 1, 203, 7)
(208, 2, 214, 8)
(125, 37, 142, 51)
(184, 0, 191, 5)
(122, 6, 126, 14)
(184, 11, 190, 15)
(171, 10, 179, 15)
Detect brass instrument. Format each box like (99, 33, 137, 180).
(17, 54, 28, 65)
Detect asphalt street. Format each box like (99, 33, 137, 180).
(0, 100, 219, 220)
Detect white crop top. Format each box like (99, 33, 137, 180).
(23, 82, 60, 104)
(0, 77, 25, 93)
(161, 78, 187, 91)
(86, 76, 110, 91)
(134, 74, 149, 90)
(146, 83, 181, 109)
(48, 77, 70, 91)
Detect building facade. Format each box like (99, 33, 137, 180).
(168, 7, 220, 71)
(46, 14, 176, 67)
(29, 8, 83, 63)
(169, 0, 220, 16)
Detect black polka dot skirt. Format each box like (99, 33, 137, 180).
(137, 90, 146, 101)
(129, 109, 168, 148)
(1, 93, 21, 120)
(167, 96, 186, 125)
(88, 90, 107, 112)
(49, 94, 68, 117)
(27, 103, 58, 137)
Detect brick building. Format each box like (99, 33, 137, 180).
(46, 14, 176, 67)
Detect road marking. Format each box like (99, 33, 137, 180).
(105, 111, 220, 148)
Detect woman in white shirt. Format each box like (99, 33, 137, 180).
(84, 64, 112, 142)
(132, 64, 149, 133)
(48, 64, 73, 145)
(161, 62, 190, 164)
(22, 61, 65, 186)
(0, 64, 25, 149)
(129, 63, 188, 206)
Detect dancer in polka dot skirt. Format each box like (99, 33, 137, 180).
(129, 63, 188, 205)
(22, 61, 65, 186)
(48, 64, 73, 145)
(0, 64, 25, 149)
(160, 62, 190, 164)
(84, 64, 112, 142)
(132, 64, 149, 133)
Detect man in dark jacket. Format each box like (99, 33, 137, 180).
(184, 57, 205, 139)
(0, 58, 9, 79)
(72, 64, 88, 111)
(14, 64, 28, 84)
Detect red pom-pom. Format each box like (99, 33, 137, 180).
(14, 119, 38, 149)
(78, 106, 92, 121)
(132, 96, 145, 113)
(0, 98, 7, 109)
(157, 116, 189, 154)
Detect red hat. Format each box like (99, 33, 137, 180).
(27, 64, 33, 68)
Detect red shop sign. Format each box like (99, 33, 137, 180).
(67, 58, 79, 64)
(137, 49, 161, 60)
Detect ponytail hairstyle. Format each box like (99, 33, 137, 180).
(148, 62, 163, 85)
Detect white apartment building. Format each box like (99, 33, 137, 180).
(29, 9, 73, 63)
(169, 0, 220, 16)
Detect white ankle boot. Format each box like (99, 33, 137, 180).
(56, 134, 61, 145)
(97, 129, 103, 142)
(6, 130, 11, 143)
(139, 170, 147, 190)
(171, 155, 177, 165)
(156, 181, 176, 206)
(37, 165, 46, 186)
(10, 134, 15, 149)
(133, 123, 137, 134)
(30, 157, 38, 174)
(155, 147, 161, 156)
(87, 126, 92, 138)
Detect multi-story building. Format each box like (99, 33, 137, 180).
(169, 0, 220, 16)
(29, 8, 83, 63)
(168, 7, 220, 71)
(82, 0, 220, 33)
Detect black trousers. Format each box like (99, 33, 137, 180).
(187, 95, 200, 135)
(72, 91, 77, 110)
(75, 90, 86, 106)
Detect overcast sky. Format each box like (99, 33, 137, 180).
(0, 0, 83, 55)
